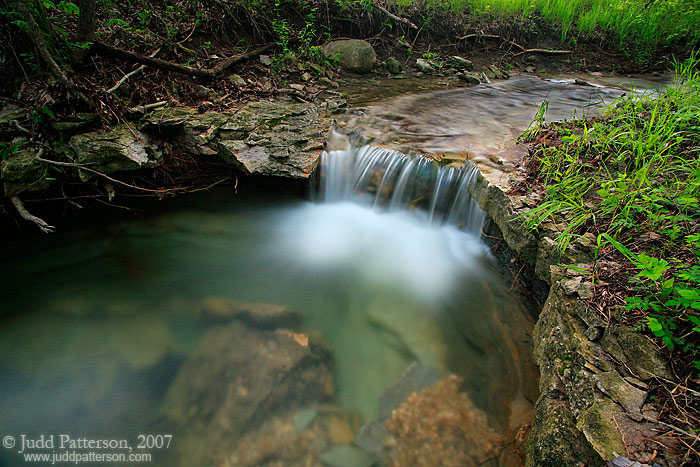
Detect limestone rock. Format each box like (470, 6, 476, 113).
(260, 54, 273, 66)
(577, 398, 627, 461)
(448, 56, 474, 71)
(601, 327, 672, 381)
(228, 73, 247, 87)
(457, 71, 482, 84)
(201, 296, 301, 328)
(595, 371, 646, 421)
(415, 58, 435, 73)
(384, 57, 403, 74)
(163, 322, 334, 466)
(321, 40, 377, 73)
(50, 113, 97, 137)
(69, 125, 159, 181)
(487, 64, 510, 80)
(1, 149, 52, 196)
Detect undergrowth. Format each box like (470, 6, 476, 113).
(521, 54, 700, 381)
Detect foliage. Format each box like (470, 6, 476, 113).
(524, 55, 700, 375)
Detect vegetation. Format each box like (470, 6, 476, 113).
(520, 55, 700, 379)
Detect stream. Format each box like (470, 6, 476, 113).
(0, 73, 670, 466)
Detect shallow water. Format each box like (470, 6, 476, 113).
(0, 188, 537, 465)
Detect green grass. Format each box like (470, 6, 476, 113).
(522, 54, 700, 375)
(393, 0, 700, 55)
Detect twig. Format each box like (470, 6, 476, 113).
(127, 100, 168, 113)
(513, 48, 572, 57)
(457, 33, 526, 51)
(374, 3, 418, 30)
(10, 196, 55, 233)
(107, 47, 162, 94)
(657, 421, 700, 444)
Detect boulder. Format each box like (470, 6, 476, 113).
(487, 64, 510, 80)
(228, 73, 247, 87)
(69, 125, 159, 181)
(163, 322, 334, 466)
(1, 149, 52, 197)
(322, 40, 377, 73)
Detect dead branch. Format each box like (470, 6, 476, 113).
(92, 42, 274, 79)
(107, 48, 161, 94)
(513, 48, 572, 57)
(10, 196, 56, 233)
(374, 3, 418, 30)
(457, 33, 525, 51)
(127, 100, 168, 113)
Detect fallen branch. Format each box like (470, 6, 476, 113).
(10, 196, 56, 233)
(107, 48, 161, 94)
(127, 100, 168, 114)
(93, 42, 274, 79)
(512, 48, 572, 57)
(457, 33, 525, 51)
(375, 3, 418, 30)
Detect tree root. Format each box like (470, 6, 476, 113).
(92, 42, 274, 79)
(10, 196, 56, 233)
(512, 48, 572, 57)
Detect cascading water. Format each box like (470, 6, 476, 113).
(318, 145, 487, 233)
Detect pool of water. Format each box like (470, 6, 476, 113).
(0, 189, 537, 466)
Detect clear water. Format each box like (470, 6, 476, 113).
(0, 182, 537, 465)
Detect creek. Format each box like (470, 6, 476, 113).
(0, 73, 669, 466)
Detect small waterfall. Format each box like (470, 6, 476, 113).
(317, 145, 486, 235)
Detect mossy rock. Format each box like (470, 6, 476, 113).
(1, 149, 52, 197)
(322, 40, 377, 73)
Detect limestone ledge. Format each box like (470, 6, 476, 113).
(470, 171, 672, 466)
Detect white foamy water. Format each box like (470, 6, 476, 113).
(276, 201, 487, 303)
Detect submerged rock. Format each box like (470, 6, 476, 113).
(1, 149, 52, 196)
(162, 322, 333, 466)
(457, 71, 482, 84)
(200, 296, 301, 328)
(384, 375, 501, 466)
(69, 125, 159, 181)
(322, 40, 377, 73)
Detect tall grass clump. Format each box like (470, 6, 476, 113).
(463, 0, 700, 54)
(524, 53, 700, 250)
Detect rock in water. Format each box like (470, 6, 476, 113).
(162, 322, 334, 466)
(321, 40, 377, 73)
(415, 58, 435, 73)
(200, 296, 301, 328)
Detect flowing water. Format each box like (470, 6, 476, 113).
(0, 73, 669, 466)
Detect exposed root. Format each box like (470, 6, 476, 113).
(10, 196, 56, 233)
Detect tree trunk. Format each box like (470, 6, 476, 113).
(17, 0, 68, 83)
(75, 0, 97, 43)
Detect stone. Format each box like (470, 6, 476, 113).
(577, 398, 627, 461)
(162, 322, 334, 465)
(200, 296, 301, 328)
(448, 56, 474, 71)
(487, 64, 510, 79)
(301, 72, 312, 82)
(50, 113, 97, 137)
(319, 445, 374, 467)
(69, 125, 159, 181)
(415, 58, 435, 73)
(228, 73, 247, 87)
(457, 71, 481, 84)
(601, 327, 672, 381)
(595, 371, 646, 421)
(259, 54, 273, 66)
(1, 149, 52, 196)
(289, 83, 306, 92)
(319, 77, 340, 88)
(321, 40, 377, 73)
(384, 57, 403, 74)
(586, 326, 604, 342)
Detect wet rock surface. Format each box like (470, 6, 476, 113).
(162, 321, 334, 466)
(200, 296, 302, 328)
(469, 166, 674, 465)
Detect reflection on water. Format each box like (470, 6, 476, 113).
(0, 189, 537, 466)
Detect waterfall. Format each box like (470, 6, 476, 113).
(317, 145, 486, 235)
